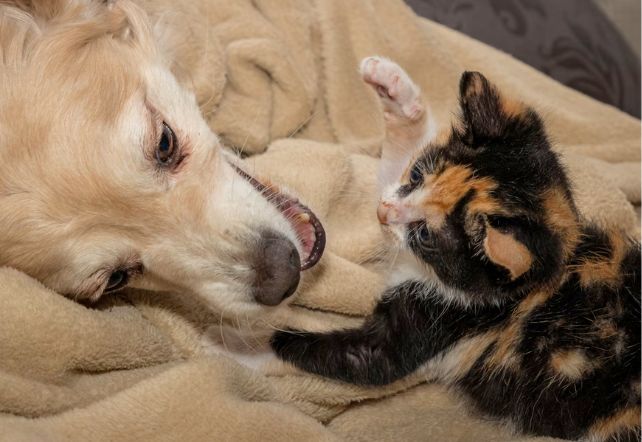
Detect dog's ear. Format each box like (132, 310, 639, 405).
(97, 1, 155, 50)
(458, 71, 533, 146)
(4, 0, 111, 14)
(3, 0, 78, 20)
(4, 0, 153, 50)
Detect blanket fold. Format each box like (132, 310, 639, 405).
(1, 0, 639, 440)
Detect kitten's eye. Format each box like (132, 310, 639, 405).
(417, 223, 430, 244)
(104, 270, 129, 293)
(409, 166, 423, 186)
(156, 122, 178, 166)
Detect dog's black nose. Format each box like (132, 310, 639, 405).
(252, 231, 300, 306)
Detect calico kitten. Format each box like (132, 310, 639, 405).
(272, 57, 641, 441)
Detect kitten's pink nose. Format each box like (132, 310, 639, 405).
(377, 200, 423, 225)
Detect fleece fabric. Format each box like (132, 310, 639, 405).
(1, 0, 639, 440)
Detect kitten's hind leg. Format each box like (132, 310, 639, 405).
(360, 56, 434, 187)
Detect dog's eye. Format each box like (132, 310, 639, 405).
(104, 270, 129, 293)
(156, 122, 178, 166)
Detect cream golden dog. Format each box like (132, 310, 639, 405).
(0, 0, 325, 358)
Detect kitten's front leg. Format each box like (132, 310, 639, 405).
(271, 282, 454, 386)
(360, 56, 434, 186)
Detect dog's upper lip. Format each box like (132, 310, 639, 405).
(231, 164, 326, 271)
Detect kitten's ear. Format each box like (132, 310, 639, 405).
(483, 223, 533, 280)
(458, 71, 529, 145)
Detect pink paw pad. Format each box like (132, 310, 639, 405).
(360, 56, 423, 121)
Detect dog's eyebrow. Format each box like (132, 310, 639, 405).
(143, 102, 162, 154)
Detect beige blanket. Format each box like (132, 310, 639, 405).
(1, 1, 639, 440)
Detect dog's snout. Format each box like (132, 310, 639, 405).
(253, 231, 300, 306)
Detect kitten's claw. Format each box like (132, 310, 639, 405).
(360, 56, 424, 122)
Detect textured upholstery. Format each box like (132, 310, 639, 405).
(406, 0, 641, 117)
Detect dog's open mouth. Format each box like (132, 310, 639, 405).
(232, 165, 326, 270)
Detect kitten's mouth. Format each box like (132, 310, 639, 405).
(232, 165, 326, 270)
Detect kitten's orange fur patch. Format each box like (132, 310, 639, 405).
(542, 188, 580, 260)
(587, 406, 641, 441)
(577, 232, 627, 288)
(549, 349, 593, 380)
(421, 165, 498, 228)
(500, 97, 528, 119)
(487, 290, 551, 369)
(483, 225, 533, 280)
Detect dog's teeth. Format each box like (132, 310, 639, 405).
(297, 213, 311, 223)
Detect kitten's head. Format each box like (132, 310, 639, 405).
(379, 72, 580, 304)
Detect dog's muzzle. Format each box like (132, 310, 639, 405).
(229, 160, 326, 306)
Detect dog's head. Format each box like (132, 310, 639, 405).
(0, 0, 325, 315)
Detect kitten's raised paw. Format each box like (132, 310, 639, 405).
(360, 56, 424, 122)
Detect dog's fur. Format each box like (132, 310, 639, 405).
(0, 0, 310, 338)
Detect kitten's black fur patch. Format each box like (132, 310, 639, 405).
(272, 281, 513, 385)
(272, 71, 641, 441)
